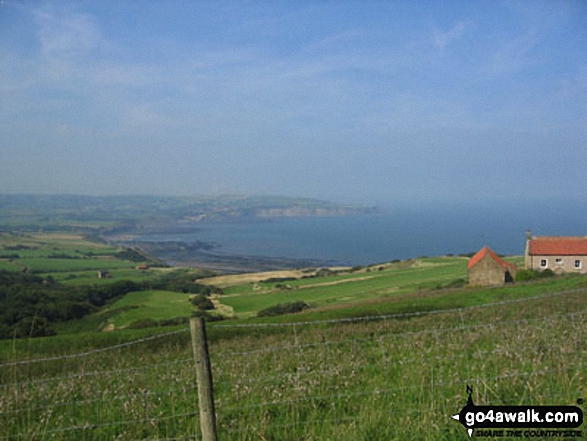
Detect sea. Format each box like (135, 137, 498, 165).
(130, 199, 587, 271)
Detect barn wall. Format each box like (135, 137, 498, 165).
(469, 255, 507, 286)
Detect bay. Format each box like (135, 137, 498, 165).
(129, 199, 587, 271)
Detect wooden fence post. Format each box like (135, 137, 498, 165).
(190, 317, 218, 441)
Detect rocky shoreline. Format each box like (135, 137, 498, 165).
(111, 239, 334, 274)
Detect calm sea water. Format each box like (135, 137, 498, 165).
(134, 200, 587, 267)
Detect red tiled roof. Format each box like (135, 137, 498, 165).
(528, 237, 587, 256)
(468, 246, 517, 271)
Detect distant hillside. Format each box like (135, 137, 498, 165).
(0, 194, 377, 234)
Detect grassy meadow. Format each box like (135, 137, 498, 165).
(208, 255, 522, 319)
(107, 290, 195, 327)
(0, 280, 585, 440)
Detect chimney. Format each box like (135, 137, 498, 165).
(524, 230, 532, 270)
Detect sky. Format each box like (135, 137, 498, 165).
(1, 1, 586, 205)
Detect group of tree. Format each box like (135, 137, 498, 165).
(0, 270, 219, 339)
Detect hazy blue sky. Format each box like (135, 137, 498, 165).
(1, 1, 586, 204)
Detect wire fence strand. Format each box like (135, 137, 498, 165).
(0, 328, 189, 368)
(216, 362, 583, 414)
(0, 411, 200, 440)
(1, 357, 193, 390)
(213, 308, 587, 358)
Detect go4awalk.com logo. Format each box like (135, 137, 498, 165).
(451, 386, 583, 438)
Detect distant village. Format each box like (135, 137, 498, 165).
(468, 233, 587, 286)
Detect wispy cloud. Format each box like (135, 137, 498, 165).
(432, 21, 470, 49)
(306, 29, 368, 52)
(557, 64, 587, 98)
(480, 2, 573, 78)
(34, 6, 104, 59)
(484, 28, 540, 76)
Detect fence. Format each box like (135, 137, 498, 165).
(1, 289, 585, 440)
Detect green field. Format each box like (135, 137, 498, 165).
(215, 256, 523, 319)
(53, 290, 196, 333)
(1, 278, 585, 440)
(0, 233, 146, 274)
(107, 290, 194, 327)
(48, 268, 161, 285)
(0, 232, 170, 285)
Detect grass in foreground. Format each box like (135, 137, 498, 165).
(0, 279, 585, 440)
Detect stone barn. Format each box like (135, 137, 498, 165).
(468, 246, 518, 286)
(97, 270, 112, 279)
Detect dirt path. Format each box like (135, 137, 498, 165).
(210, 294, 235, 317)
(297, 275, 375, 289)
(198, 270, 313, 288)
